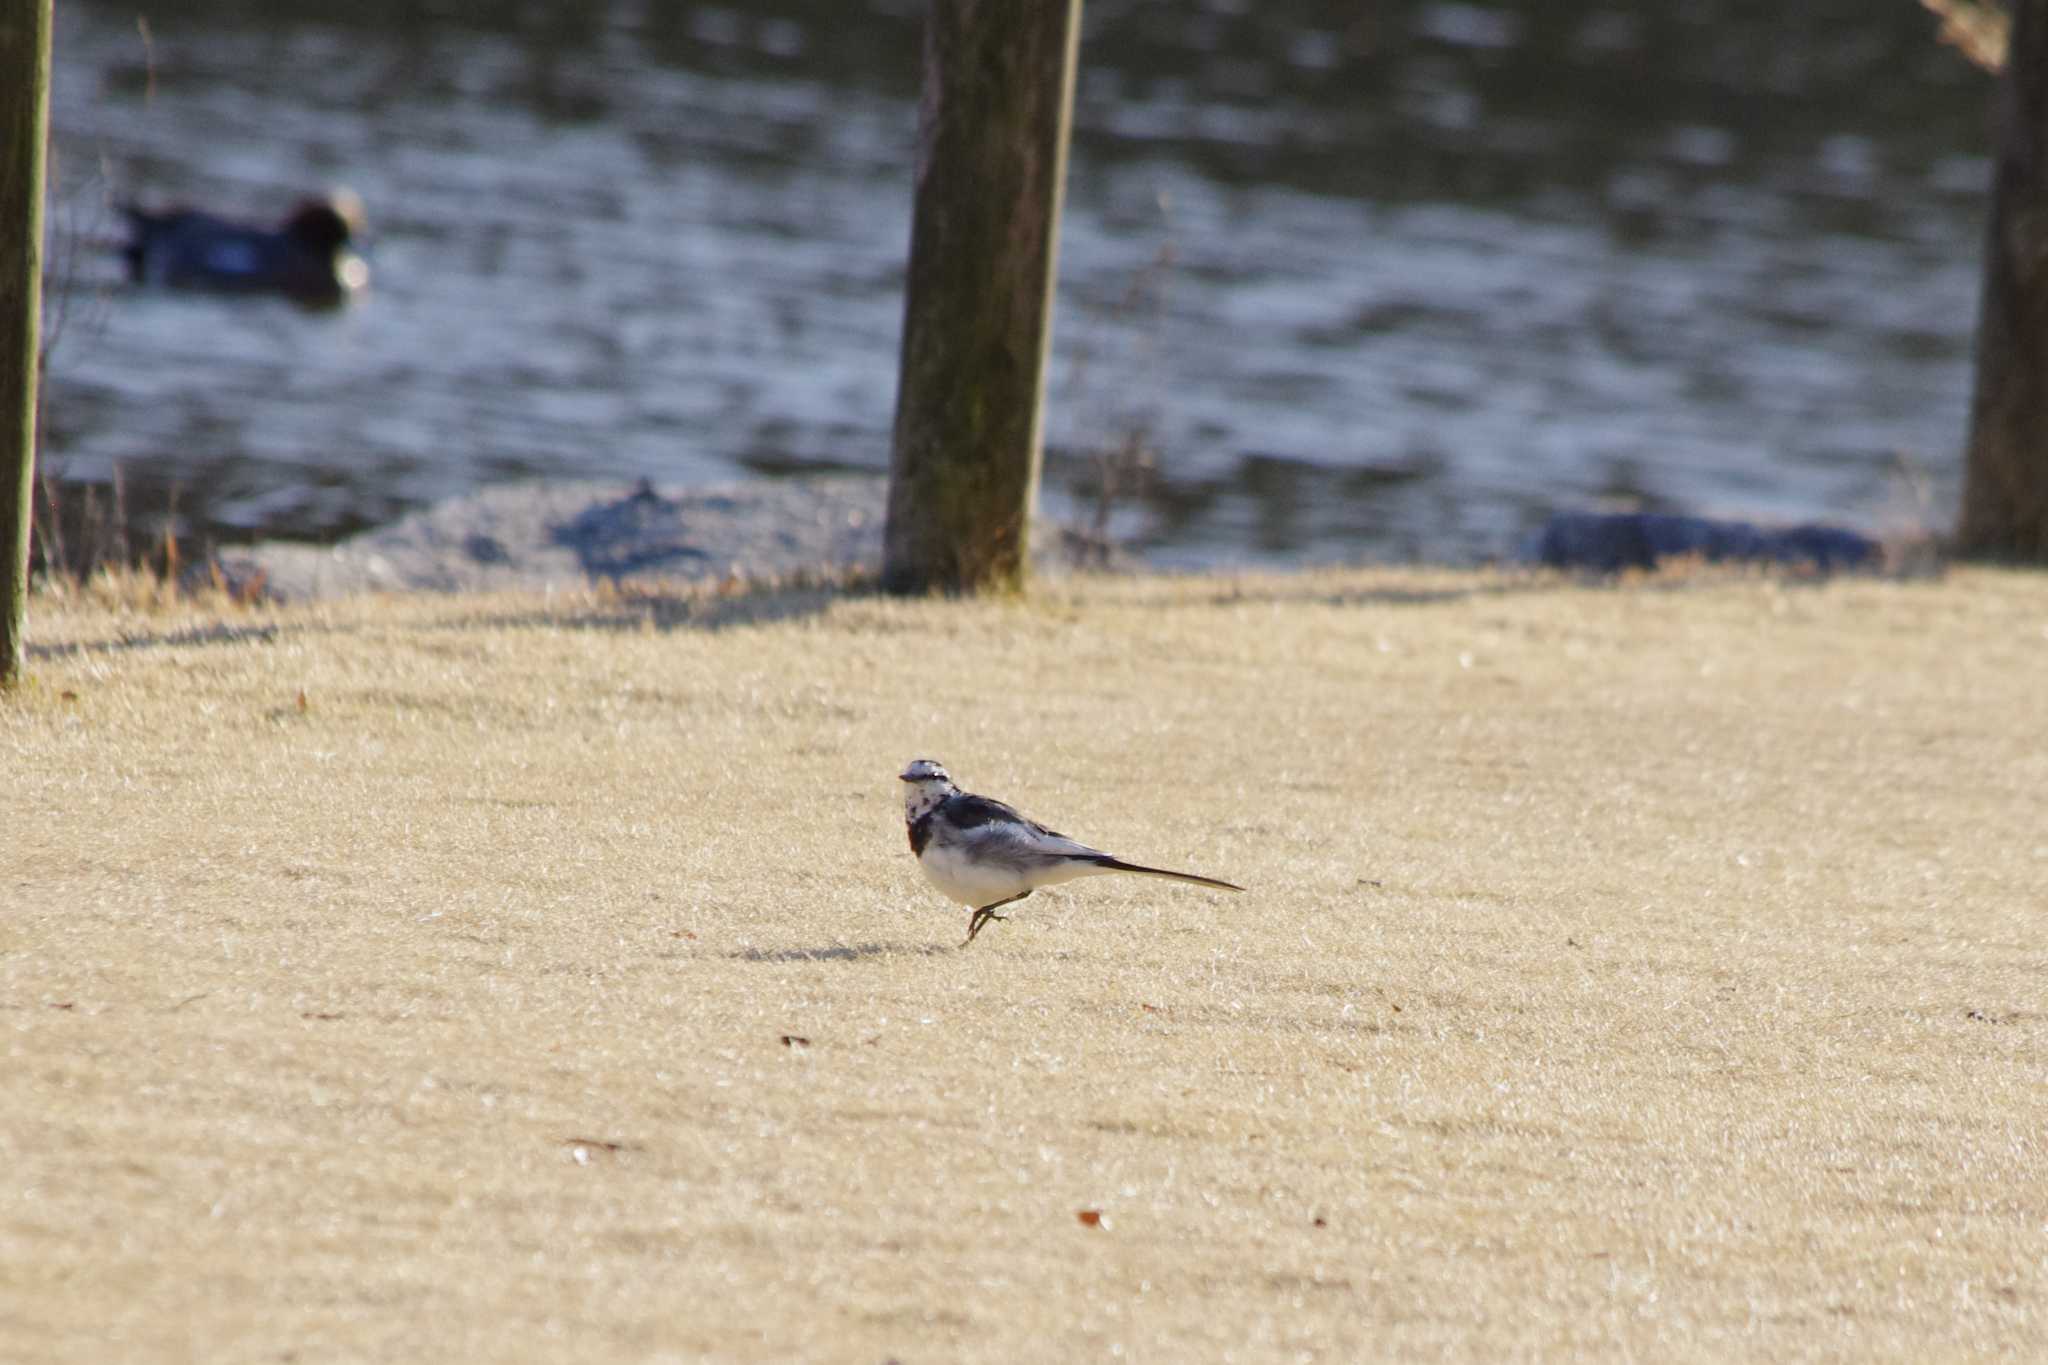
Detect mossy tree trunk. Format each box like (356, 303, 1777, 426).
(1961, 0, 2048, 560)
(2, 0, 53, 685)
(882, 0, 1082, 595)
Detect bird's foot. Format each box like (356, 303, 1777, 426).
(962, 909, 1009, 947)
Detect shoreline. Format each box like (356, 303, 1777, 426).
(211, 475, 1132, 602)
(216, 475, 890, 601)
(198, 474, 1911, 604)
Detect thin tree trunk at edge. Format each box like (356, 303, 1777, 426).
(1961, 0, 2048, 560)
(1, 0, 53, 684)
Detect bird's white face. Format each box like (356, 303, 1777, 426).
(899, 758, 956, 822)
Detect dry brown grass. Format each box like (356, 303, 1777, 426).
(4, 566, 2046, 1362)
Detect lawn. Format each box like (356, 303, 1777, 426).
(4, 566, 2044, 1361)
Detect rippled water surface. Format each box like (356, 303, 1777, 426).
(43, 0, 1991, 565)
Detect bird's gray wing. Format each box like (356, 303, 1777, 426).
(941, 794, 1109, 869)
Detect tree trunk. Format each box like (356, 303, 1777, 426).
(1960, 0, 2048, 560)
(882, 0, 1082, 594)
(1, 0, 54, 684)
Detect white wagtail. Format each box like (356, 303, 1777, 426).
(899, 759, 1244, 946)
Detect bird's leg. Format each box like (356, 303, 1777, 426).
(963, 891, 1032, 947)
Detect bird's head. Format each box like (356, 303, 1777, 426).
(900, 758, 950, 785)
(899, 758, 956, 819)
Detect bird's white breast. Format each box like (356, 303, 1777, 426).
(916, 837, 1029, 907)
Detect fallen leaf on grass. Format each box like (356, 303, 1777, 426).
(1076, 1209, 1104, 1228)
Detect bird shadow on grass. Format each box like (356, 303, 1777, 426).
(726, 941, 957, 963)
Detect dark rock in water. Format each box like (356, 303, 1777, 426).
(463, 533, 508, 564)
(549, 480, 714, 580)
(1531, 512, 1880, 573)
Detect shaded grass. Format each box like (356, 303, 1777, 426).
(4, 566, 2046, 1361)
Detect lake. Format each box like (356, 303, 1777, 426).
(41, 0, 1991, 567)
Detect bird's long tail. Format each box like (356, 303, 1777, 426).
(1091, 858, 1243, 892)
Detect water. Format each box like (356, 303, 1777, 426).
(41, 0, 1991, 567)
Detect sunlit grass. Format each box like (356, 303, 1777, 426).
(4, 566, 2045, 1361)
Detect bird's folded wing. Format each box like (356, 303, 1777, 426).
(953, 814, 1107, 869)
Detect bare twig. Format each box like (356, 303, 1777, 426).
(1921, 0, 2009, 72)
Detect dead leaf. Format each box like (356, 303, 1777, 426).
(59, 690, 79, 702)
(562, 1136, 631, 1154)
(1076, 1209, 1103, 1228)
(296, 689, 308, 713)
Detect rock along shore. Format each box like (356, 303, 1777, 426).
(222, 477, 905, 601)
(225, 475, 1126, 601)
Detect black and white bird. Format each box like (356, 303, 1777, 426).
(899, 758, 1244, 946)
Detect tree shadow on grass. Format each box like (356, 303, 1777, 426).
(727, 941, 957, 963)
(26, 581, 867, 662)
(431, 580, 871, 638)
(26, 620, 288, 659)
(1203, 573, 1555, 611)
(1196, 560, 1890, 613)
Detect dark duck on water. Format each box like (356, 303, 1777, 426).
(120, 191, 369, 306)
